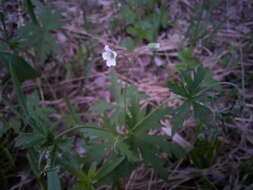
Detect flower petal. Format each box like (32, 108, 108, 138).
(104, 45, 111, 52)
(106, 59, 116, 67)
(102, 52, 110, 60)
(112, 51, 117, 58)
(102, 45, 117, 67)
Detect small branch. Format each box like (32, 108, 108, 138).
(240, 47, 245, 107)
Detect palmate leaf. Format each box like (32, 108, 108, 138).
(1, 53, 40, 82)
(17, 23, 58, 61)
(26, 93, 55, 133)
(194, 66, 209, 88)
(63, 97, 81, 127)
(92, 71, 146, 128)
(167, 82, 188, 98)
(95, 154, 125, 182)
(59, 150, 85, 178)
(120, 5, 136, 25)
(172, 101, 191, 135)
(125, 84, 146, 105)
(126, 103, 146, 129)
(90, 100, 116, 114)
(117, 141, 138, 162)
(82, 128, 114, 141)
(134, 108, 170, 135)
(27, 149, 41, 177)
(189, 137, 220, 169)
(101, 115, 117, 132)
(193, 102, 211, 124)
(15, 132, 44, 148)
(139, 134, 185, 159)
(180, 70, 195, 95)
(17, 4, 63, 61)
(85, 143, 111, 164)
(120, 37, 136, 50)
(141, 144, 168, 181)
(178, 48, 199, 69)
(96, 158, 136, 186)
(39, 7, 63, 30)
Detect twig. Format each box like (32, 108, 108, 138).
(240, 46, 245, 107)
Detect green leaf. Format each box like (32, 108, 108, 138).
(91, 100, 115, 114)
(9, 119, 21, 133)
(27, 149, 47, 188)
(139, 135, 185, 159)
(88, 162, 97, 178)
(82, 128, 113, 140)
(178, 48, 199, 69)
(1, 53, 40, 82)
(23, 93, 54, 135)
(159, 5, 169, 28)
(17, 14, 60, 61)
(0, 127, 5, 138)
(6, 57, 28, 115)
(59, 151, 84, 178)
(101, 115, 117, 132)
(96, 154, 125, 182)
(127, 26, 148, 42)
(120, 37, 136, 50)
(142, 145, 168, 181)
(120, 5, 136, 24)
(172, 101, 191, 134)
(193, 102, 211, 124)
(135, 108, 169, 135)
(15, 132, 44, 148)
(47, 169, 61, 190)
(85, 143, 110, 164)
(126, 104, 145, 129)
(27, 149, 41, 177)
(167, 82, 188, 98)
(39, 7, 63, 30)
(117, 141, 138, 162)
(180, 70, 195, 94)
(63, 97, 81, 126)
(194, 66, 208, 88)
(169, 143, 186, 159)
(189, 138, 220, 168)
(125, 84, 146, 104)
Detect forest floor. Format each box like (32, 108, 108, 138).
(1, 0, 253, 189)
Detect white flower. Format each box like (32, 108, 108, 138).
(148, 42, 161, 51)
(102, 45, 117, 67)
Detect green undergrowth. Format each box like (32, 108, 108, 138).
(0, 0, 252, 189)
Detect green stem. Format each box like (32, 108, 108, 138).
(8, 61, 27, 114)
(25, 0, 39, 26)
(0, 12, 8, 39)
(56, 125, 112, 139)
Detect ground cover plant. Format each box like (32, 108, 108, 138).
(1, 0, 253, 189)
